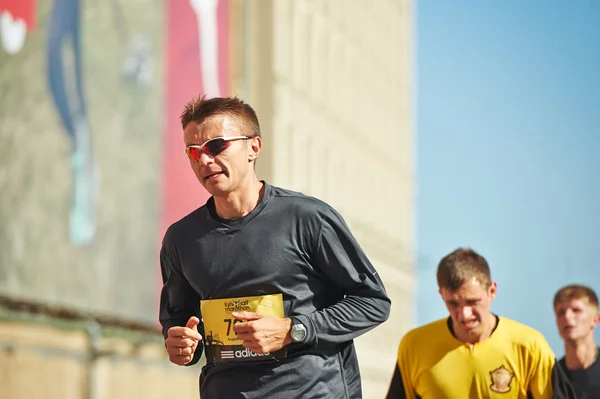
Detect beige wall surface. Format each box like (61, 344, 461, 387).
(0, 321, 200, 399)
(0, 0, 416, 397)
(234, 0, 416, 397)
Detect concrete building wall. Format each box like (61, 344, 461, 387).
(0, 320, 199, 399)
(233, 1, 416, 396)
(0, 0, 415, 397)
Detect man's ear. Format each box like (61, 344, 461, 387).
(488, 281, 498, 301)
(248, 136, 262, 162)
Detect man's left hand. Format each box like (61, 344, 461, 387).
(232, 311, 293, 354)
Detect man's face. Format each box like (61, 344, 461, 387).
(440, 277, 496, 341)
(555, 298, 599, 343)
(183, 115, 260, 197)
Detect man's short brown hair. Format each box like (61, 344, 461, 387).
(180, 94, 261, 137)
(436, 248, 491, 291)
(553, 284, 599, 309)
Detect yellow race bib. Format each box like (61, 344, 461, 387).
(200, 294, 288, 363)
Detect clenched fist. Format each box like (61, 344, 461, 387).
(165, 316, 202, 365)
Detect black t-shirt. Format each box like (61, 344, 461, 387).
(559, 351, 600, 399)
(159, 182, 391, 399)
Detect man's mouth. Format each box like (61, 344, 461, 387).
(462, 320, 479, 329)
(205, 172, 223, 180)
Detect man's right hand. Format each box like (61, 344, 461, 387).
(165, 316, 202, 365)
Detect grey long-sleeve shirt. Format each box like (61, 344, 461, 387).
(159, 182, 391, 399)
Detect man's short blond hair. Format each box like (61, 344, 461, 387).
(553, 284, 599, 309)
(436, 248, 491, 291)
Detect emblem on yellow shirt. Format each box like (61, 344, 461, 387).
(489, 365, 514, 393)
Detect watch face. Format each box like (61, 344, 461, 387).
(292, 324, 306, 342)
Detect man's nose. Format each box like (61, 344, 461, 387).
(461, 306, 473, 319)
(564, 309, 575, 320)
(198, 150, 214, 164)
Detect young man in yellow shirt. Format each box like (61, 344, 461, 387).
(386, 248, 575, 399)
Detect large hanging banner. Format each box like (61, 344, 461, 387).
(0, 0, 230, 325)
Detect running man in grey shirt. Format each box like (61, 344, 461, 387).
(159, 95, 391, 399)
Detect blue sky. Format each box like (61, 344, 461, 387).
(416, 1, 600, 354)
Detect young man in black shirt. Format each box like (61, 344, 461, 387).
(158, 95, 391, 398)
(554, 284, 600, 399)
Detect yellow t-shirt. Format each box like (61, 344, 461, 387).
(397, 317, 556, 399)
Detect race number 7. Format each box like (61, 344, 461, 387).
(224, 318, 242, 336)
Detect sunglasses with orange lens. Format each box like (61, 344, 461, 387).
(185, 136, 253, 161)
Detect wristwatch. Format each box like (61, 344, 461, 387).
(290, 322, 307, 343)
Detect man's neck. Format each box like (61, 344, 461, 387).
(453, 314, 498, 344)
(472, 314, 497, 344)
(213, 179, 264, 220)
(564, 336, 597, 370)
(479, 316, 497, 343)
